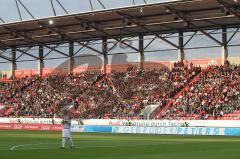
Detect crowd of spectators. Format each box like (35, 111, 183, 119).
(107, 62, 201, 118)
(0, 61, 202, 119)
(160, 63, 240, 119)
(0, 76, 37, 105)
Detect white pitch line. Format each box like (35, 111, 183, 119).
(10, 143, 48, 150)
(8, 142, 185, 151)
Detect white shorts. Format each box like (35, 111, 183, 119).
(62, 129, 71, 138)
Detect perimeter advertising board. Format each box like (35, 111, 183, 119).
(1, 118, 240, 128)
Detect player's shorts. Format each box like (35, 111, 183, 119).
(62, 128, 71, 138)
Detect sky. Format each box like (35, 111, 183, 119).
(0, 0, 173, 23)
(0, 0, 239, 71)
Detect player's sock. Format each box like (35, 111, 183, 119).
(62, 137, 66, 148)
(69, 138, 74, 148)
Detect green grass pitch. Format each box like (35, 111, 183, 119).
(0, 130, 240, 159)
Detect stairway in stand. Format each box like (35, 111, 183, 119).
(151, 69, 205, 119)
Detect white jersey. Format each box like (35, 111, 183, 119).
(63, 115, 71, 129)
(62, 115, 71, 138)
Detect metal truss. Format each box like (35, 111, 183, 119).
(74, 17, 140, 52)
(0, 48, 12, 61)
(50, 0, 69, 16)
(133, 0, 148, 5)
(106, 37, 135, 54)
(37, 22, 104, 55)
(227, 28, 239, 44)
(16, 46, 34, 60)
(1, 26, 69, 57)
(163, 5, 223, 46)
(217, 0, 240, 46)
(1, 0, 240, 67)
(89, 0, 106, 11)
(50, 0, 57, 16)
(43, 44, 61, 58)
(183, 31, 198, 47)
(13, 0, 148, 21)
(56, 0, 68, 14)
(73, 41, 91, 56)
(143, 33, 176, 51)
(0, 18, 5, 23)
(117, 11, 180, 49)
(217, 0, 240, 19)
(0, 41, 39, 61)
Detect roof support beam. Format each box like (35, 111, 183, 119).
(17, 0, 35, 19)
(56, 0, 69, 14)
(74, 17, 140, 52)
(184, 31, 197, 47)
(50, 0, 57, 16)
(107, 40, 119, 53)
(107, 37, 134, 53)
(89, 0, 94, 12)
(15, 0, 22, 21)
(43, 44, 61, 58)
(0, 54, 12, 62)
(133, 0, 136, 5)
(0, 41, 31, 62)
(0, 17, 5, 23)
(97, 0, 106, 9)
(164, 5, 223, 46)
(38, 23, 103, 55)
(217, 0, 240, 45)
(144, 36, 157, 50)
(73, 41, 90, 56)
(217, 0, 240, 18)
(0, 41, 38, 60)
(227, 28, 239, 44)
(116, 11, 180, 49)
(16, 46, 37, 60)
(0, 49, 7, 56)
(1, 26, 69, 57)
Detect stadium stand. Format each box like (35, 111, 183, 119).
(1, 61, 240, 120)
(0, 61, 202, 119)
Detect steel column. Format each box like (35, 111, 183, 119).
(68, 41, 74, 74)
(178, 30, 184, 62)
(221, 27, 228, 65)
(102, 38, 108, 74)
(38, 45, 44, 76)
(11, 47, 17, 76)
(139, 34, 144, 69)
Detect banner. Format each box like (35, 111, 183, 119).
(0, 123, 62, 131)
(0, 118, 62, 124)
(1, 123, 240, 136)
(81, 119, 240, 128)
(112, 126, 224, 136)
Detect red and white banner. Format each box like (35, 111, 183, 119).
(0, 123, 63, 131)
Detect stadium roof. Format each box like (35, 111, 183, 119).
(0, 0, 240, 50)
